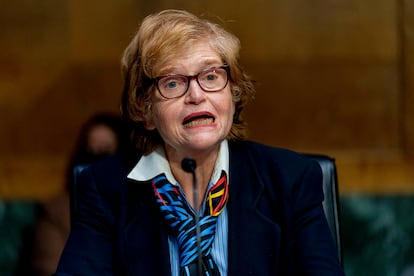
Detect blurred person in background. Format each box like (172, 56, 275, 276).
(29, 112, 127, 276)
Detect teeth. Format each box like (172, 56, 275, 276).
(184, 118, 214, 127)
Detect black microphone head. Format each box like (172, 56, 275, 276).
(181, 158, 197, 173)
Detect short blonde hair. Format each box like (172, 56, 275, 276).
(121, 9, 255, 153)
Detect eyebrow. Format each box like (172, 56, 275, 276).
(157, 58, 222, 76)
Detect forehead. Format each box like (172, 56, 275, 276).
(154, 41, 222, 75)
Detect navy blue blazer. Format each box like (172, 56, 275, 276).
(56, 141, 344, 275)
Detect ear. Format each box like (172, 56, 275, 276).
(143, 113, 156, 130)
(143, 119, 156, 130)
(142, 100, 156, 130)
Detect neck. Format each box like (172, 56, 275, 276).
(166, 146, 220, 210)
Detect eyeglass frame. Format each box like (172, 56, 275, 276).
(150, 64, 230, 99)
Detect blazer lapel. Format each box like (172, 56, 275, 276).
(227, 142, 282, 275)
(120, 179, 171, 275)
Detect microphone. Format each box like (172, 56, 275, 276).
(181, 158, 202, 276)
(181, 157, 196, 173)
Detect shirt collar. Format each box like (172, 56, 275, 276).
(127, 140, 229, 186)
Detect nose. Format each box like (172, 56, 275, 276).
(185, 77, 206, 104)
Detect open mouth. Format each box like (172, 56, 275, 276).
(183, 112, 215, 128)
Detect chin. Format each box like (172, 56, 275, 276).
(188, 137, 223, 151)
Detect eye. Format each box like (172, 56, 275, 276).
(201, 71, 220, 82)
(166, 81, 178, 89)
(206, 73, 218, 81)
(159, 76, 186, 90)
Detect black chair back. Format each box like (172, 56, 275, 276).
(306, 154, 343, 265)
(70, 165, 89, 225)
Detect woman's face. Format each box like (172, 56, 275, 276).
(87, 124, 119, 155)
(144, 43, 235, 159)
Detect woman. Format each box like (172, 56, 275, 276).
(56, 10, 344, 275)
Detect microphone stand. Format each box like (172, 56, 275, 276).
(182, 158, 202, 276)
(191, 169, 202, 276)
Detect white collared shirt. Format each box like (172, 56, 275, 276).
(127, 140, 229, 276)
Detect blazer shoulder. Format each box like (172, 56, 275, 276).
(229, 140, 322, 192)
(230, 140, 313, 168)
(80, 153, 142, 195)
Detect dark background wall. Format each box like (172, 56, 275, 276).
(1, 0, 413, 199)
(1, 0, 413, 198)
